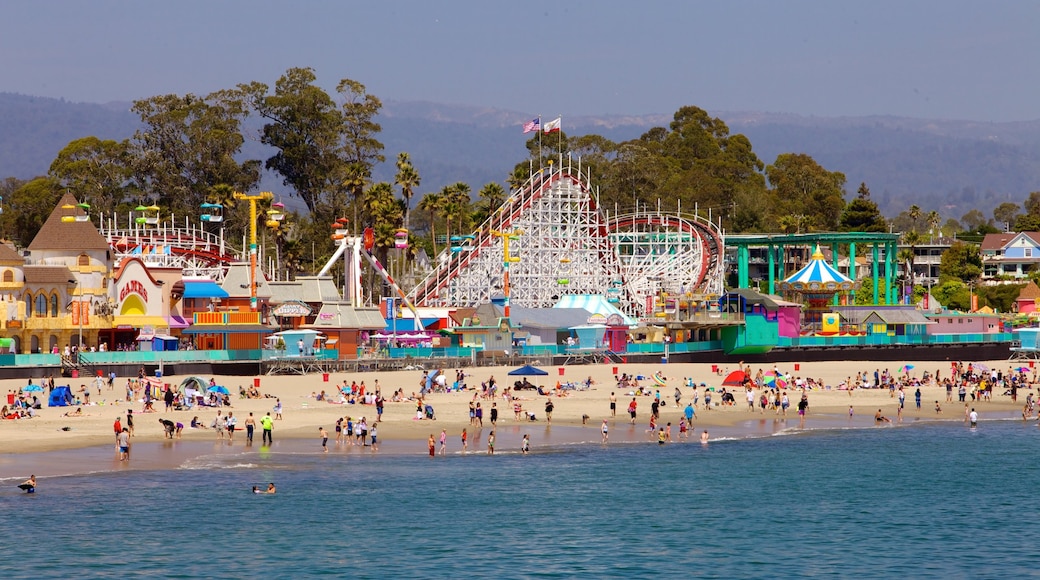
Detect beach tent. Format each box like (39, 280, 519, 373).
(508, 364, 549, 376)
(722, 370, 748, 387)
(48, 385, 73, 407)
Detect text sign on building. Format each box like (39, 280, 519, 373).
(119, 280, 148, 303)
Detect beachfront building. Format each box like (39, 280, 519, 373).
(108, 258, 172, 350)
(268, 276, 342, 330)
(18, 194, 113, 354)
(831, 306, 932, 337)
(1015, 281, 1040, 314)
(304, 301, 387, 360)
(924, 310, 1003, 335)
(980, 232, 1040, 281)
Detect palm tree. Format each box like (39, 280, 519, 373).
(926, 210, 940, 242)
(343, 162, 370, 233)
(908, 204, 922, 233)
(476, 182, 506, 224)
(416, 192, 442, 257)
(394, 153, 421, 231)
(901, 229, 923, 289)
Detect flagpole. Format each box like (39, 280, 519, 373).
(537, 115, 542, 173)
(558, 114, 563, 167)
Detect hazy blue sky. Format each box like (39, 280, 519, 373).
(3, 0, 1037, 121)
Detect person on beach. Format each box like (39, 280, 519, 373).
(521, 434, 530, 455)
(969, 408, 978, 428)
(260, 412, 273, 445)
(700, 429, 709, 444)
(610, 392, 617, 416)
(658, 427, 666, 445)
(475, 402, 483, 426)
(273, 399, 282, 420)
(369, 424, 378, 448)
(461, 428, 468, 452)
(245, 413, 256, 443)
(602, 419, 609, 442)
(113, 416, 122, 443)
(439, 429, 447, 455)
(874, 409, 891, 424)
(126, 409, 134, 437)
(213, 411, 225, 439)
(915, 388, 922, 410)
(118, 427, 130, 461)
(684, 402, 695, 425)
(428, 434, 436, 457)
(545, 398, 554, 424)
(319, 427, 328, 452)
(675, 387, 683, 408)
(628, 398, 637, 424)
(159, 418, 175, 438)
(226, 412, 237, 441)
(490, 402, 498, 426)
(487, 431, 495, 455)
(935, 401, 943, 414)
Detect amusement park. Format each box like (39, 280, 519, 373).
(0, 157, 1023, 379)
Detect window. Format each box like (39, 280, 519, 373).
(78, 254, 90, 267)
(2, 270, 12, 283)
(958, 318, 963, 324)
(1027, 248, 1033, 258)
(24, 294, 32, 318)
(35, 294, 47, 317)
(50, 294, 58, 317)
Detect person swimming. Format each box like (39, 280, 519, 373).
(19, 475, 36, 493)
(266, 483, 276, 494)
(252, 486, 261, 494)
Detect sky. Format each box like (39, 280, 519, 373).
(2, 0, 1038, 122)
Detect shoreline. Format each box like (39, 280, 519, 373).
(1, 407, 1029, 481)
(1, 359, 1034, 474)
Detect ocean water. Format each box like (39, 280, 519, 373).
(1, 420, 1038, 578)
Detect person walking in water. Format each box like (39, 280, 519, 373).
(487, 431, 496, 455)
(439, 429, 447, 456)
(601, 419, 609, 442)
(319, 427, 328, 452)
(260, 412, 273, 445)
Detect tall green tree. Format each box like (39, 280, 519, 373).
(474, 182, 506, 224)
(839, 182, 887, 232)
(242, 68, 345, 217)
(394, 152, 420, 231)
(2, 177, 63, 246)
(129, 89, 260, 216)
(337, 79, 385, 229)
(765, 153, 846, 231)
(939, 241, 983, 284)
(993, 202, 1020, 230)
(48, 137, 135, 218)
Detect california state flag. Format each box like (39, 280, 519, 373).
(543, 117, 561, 133)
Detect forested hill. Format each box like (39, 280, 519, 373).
(3, 91, 1040, 220)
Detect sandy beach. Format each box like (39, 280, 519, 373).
(0, 357, 1034, 465)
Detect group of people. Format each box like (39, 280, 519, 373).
(427, 428, 530, 456)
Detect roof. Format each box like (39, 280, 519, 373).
(268, 276, 341, 304)
(833, 306, 933, 325)
(552, 294, 637, 326)
(509, 306, 594, 330)
(0, 243, 24, 264)
(304, 302, 386, 330)
(980, 232, 1040, 252)
(182, 280, 229, 299)
(22, 265, 75, 284)
(28, 193, 109, 252)
(1019, 281, 1040, 301)
(220, 263, 273, 299)
(782, 247, 853, 284)
(723, 288, 802, 310)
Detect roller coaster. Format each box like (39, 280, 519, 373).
(99, 211, 239, 281)
(408, 160, 725, 318)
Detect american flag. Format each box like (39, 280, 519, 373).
(522, 118, 540, 133)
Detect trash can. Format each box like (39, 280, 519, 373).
(794, 363, 800, 371)
(612, 366, 618, 375)
(253, 377, 261, 388)
(155, 370, 162, 378)
(6, 392, 13, 405)
(323, 373, 330, 382)
(661, 357, 668, 364)
(558, 368, 565, 376)
(711, 364, 718, 373)
(71, 369, 79, 378)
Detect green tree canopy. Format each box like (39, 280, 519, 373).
(839, 182, 887, 232)
(939, 241, 982, 284)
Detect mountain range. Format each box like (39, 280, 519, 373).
(2, 92, 1039, 221)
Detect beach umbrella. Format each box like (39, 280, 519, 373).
(508, 364, 549, 376)
(901, 364, 915, 374)
(972, 363, 990, 374)
(22, 384, 42, 392)
(207, 385, 230, 395)
(1014, 367, 1030, 373)
(722, 370, 747, 387)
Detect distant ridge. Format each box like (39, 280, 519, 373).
(3, 92, 1040, 221)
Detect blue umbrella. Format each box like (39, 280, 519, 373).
(208, 385, 230, 395)
(22, 384, 42, 392)
(508, 364, 549, 376)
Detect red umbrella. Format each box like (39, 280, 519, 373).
(722, 370, 748, 387)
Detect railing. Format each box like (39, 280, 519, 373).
(192, 311, 262, 325)
(777, 332, 1014, 348)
